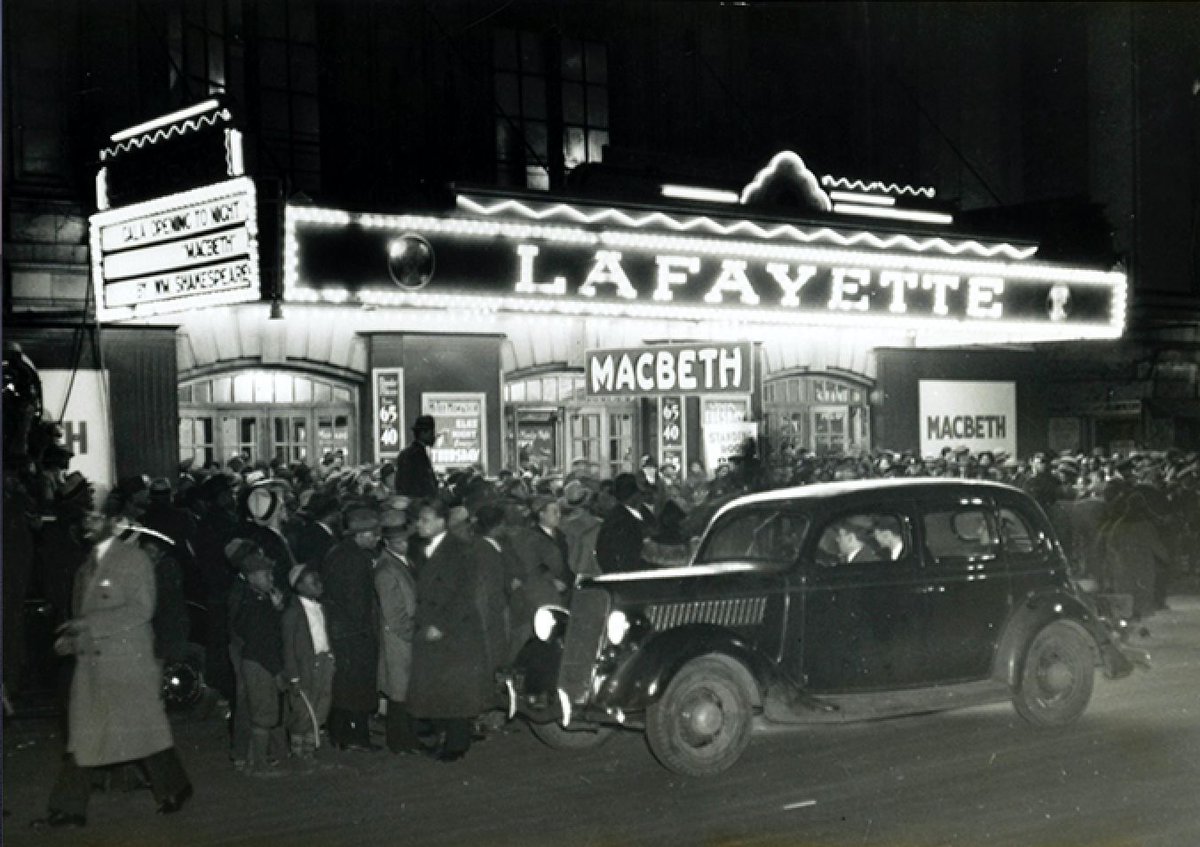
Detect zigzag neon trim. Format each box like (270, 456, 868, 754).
(101, 110, 232, 160)
(820, 176, 936, 199)
(455, 197, 1035, 260)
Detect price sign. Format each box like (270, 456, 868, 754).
(372, 368, 404, 462)
(659, 396, 685, 473)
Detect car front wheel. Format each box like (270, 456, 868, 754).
(646, 655, 753, 777)
(1013, 621, 1095, 727)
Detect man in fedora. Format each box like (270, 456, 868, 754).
(559, 480, 601, 579)
(320, 507, 382, 751)
(395, 415, 438, 500)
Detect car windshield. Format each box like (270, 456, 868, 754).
(693, 507, 809, 567)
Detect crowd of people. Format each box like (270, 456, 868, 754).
(4, 411, 1199, 826)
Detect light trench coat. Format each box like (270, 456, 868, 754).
(374, 546, 417, 702)
(68, 538, 174, 767)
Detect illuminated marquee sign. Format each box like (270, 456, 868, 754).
(284, 201, 1126, 341)
(90, 177, 261, 320)
(586, 342, 753, 397)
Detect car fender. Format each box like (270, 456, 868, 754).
(992, 589, 1100, 686)
(595, 625, 774, 712)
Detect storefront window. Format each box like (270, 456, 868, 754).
(504, 370, 631, 476)
(179, 369, 356, 467)
(764, 374, 870, 460)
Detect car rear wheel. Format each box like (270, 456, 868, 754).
(1014, 621, 1095, 727)
(530, 720, 613, 750)
(646, 656, 753, 777)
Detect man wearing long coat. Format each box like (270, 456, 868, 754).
(42, 506, 192, 826)
(374, 514, 420, 754)
(319, 508, 381, 751)
(408, 500, 491, 762)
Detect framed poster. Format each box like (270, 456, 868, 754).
(422, 392, 487, 473)
(372, 368, 405, 463)
(40, 370, 115, 494)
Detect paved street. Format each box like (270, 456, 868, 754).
(4, 596, 1199, 847)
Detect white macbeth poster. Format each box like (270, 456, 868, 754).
(39, 369, 115, 492)
(919, 380, 1017, 457)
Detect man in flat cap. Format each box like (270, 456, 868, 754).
(320, 507, 382, 751)
(394, 415, 439, 500)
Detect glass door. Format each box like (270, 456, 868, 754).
(812, 406, 848, 456)
(272, 414, 310, 464)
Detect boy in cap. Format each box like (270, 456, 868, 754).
(282, 564, 334, 762)
(229, 546, 287, 776)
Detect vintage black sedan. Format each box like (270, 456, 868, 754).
(502, 479, 1144, 776)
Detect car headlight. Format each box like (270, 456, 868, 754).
(606, 610, 631, 645)
(534, 606, 566, 641)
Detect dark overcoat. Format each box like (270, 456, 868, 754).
(320, 539, 379, 713)
(473, 537, 511, 672)
(595, 505, 648, 574)
(408, 533, 491, 718)
(281, 598, 326, 695)
(394, 440, 438, 499)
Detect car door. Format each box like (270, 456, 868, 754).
(914, 493, 1012, 681)
(796, 505, 933, 692)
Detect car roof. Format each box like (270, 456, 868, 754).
(711, 478, 1024, 523)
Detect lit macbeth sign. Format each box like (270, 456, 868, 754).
(285, 202, 1127, 340)
(586, 342, 753, 397)
(90, 177, 260, 320)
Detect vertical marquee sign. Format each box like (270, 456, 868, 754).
(659, 396, 685, 473)
(372, 367, 405, 463)
(90, 177, 261, 320)
(422, 393, 487, 473)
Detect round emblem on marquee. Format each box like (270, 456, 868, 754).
(1046, 284, 1071, 322)
(386, 233, 435, 291)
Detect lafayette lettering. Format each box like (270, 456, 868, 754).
(926, 415, 1008, 440)
(514, 244, 1006, 320)
(590, 346, 746, 394)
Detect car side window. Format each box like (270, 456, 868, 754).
(815, 512, 909, 566)
(922, 507, 997, 562)
(998, 506, 1039, 554)
(696, 508, 808, 567)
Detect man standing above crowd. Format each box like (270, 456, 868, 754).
(395, 415, 438, 499)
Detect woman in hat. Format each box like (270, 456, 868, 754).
(320, 507, 382, 751)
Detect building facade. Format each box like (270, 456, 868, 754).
(4, 1, 1198, 487)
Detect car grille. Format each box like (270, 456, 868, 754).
(647, 597, 767, 629)
(560, 588, 611, 705)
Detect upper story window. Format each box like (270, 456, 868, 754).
(169, 0, 244, 100)
(493, 29, 609, 191)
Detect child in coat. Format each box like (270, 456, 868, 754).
(282, 565, 335, 761)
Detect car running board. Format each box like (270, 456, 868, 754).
(763, 679, 1010, 725)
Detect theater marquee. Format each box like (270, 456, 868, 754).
(90, 177, 261, 320)
(284, 195, 1126, 343)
